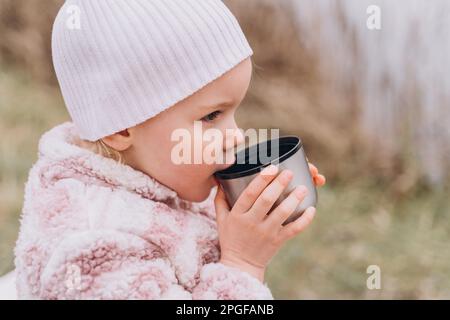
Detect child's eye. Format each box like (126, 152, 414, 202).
(201, 110, 222, 122)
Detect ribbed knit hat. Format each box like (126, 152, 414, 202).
(52, 0, 253, 141)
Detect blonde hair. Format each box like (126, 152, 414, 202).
(76, 137, 125, 165)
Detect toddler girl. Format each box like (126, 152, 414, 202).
(14, 0, 325, 299)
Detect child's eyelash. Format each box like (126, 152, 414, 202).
(201, 110, 222, 122)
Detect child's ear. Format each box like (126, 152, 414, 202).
(102, 129, 132, 151)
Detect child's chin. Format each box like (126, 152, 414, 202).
(179, 183, 212, 203)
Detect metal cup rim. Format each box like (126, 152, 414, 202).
(214, 135, 302, 180)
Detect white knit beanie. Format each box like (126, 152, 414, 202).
(52, 0, 253, 141)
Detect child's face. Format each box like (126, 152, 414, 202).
(107, 58, 253, 202)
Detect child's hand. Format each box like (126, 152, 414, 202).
(214, 165, 316, 282)
(309, 162, 326, 187)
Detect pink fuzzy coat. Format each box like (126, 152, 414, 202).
(14, 122, 274, 300)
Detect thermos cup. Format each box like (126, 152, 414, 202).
(214, 136, 317, 225)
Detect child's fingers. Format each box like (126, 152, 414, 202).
(313, 174, 326, 187)
(250, 169, 294, 221)
(214, 184, 230, 226)
(308, 163, 319, 176)
(264, 185, 308, 227)
(232, 164, 279, 214)
(277, 207, 316, 242)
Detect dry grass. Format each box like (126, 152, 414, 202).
(0, 0, 63, 84)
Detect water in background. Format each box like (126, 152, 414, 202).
(292, 0, 450, 185)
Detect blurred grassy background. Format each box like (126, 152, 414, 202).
(1, 0, 449, 298)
